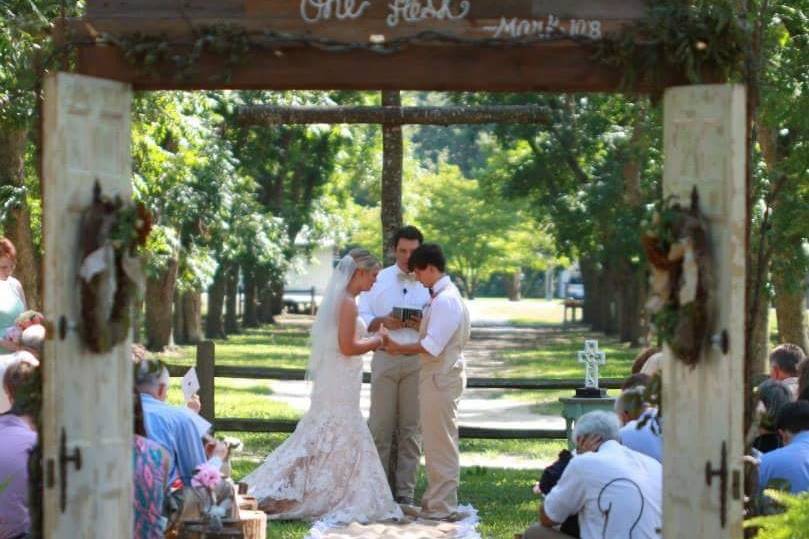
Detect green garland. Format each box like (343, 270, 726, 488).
(593, 0, 749, 90)
(76, 1, 750, 89)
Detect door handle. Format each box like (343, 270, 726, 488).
(59, 428, 82, 512)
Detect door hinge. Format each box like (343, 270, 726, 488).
(59, 428, 82, 513)
(705, 440, 728, 528)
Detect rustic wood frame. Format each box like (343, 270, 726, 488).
(64, 0, 688, 92)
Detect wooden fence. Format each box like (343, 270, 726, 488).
(167, 341, 623, 440)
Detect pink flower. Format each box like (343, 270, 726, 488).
(191, 464, 222, 489)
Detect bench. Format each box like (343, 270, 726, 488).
(563, 299, 583, 324)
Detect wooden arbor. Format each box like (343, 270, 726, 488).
(44, 1, 746, 538)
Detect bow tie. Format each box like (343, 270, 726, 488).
(397, 272, 417, 284)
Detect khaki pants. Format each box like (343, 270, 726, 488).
(419, 367, 465, 517)
(368, 351, 422, 499)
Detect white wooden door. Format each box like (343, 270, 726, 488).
(42, 72, 133, 537)
(662, 84, 746, 538)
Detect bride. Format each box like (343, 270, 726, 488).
(244, 249, 403, 525)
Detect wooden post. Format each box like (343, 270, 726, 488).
(309, 286, 316, 315)
(197, 340, 216, 424)
(662, 84, 746, 538)
(381, 90, 403, 266)
(42, 72, 134, 537)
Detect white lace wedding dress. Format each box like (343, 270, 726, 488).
(243, 317, 403, 525)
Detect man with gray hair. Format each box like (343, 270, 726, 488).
(523, 411, 662, 539)
(769, 343, 806, 400)
(136, 358, 207, 485)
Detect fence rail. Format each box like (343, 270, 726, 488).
(166, 341, 621, 440)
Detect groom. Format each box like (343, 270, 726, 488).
(359, 225, 430, 507)
(386, 243, 471, 520)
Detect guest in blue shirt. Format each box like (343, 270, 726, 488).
(615, 385, 663, 463)
(758, 400, 809, 494)
(135, 359, 207, 486)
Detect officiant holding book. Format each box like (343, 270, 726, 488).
(359, 225, 430, 507)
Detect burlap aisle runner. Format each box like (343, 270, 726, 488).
(305, 505, 481, 539)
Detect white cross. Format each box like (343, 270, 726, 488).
(577, 340, 606, 389)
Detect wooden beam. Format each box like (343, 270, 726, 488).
(237, 105, 552, 126)
(381, 90, 403, 265)
(63, 0, 688, 93)
(165, 363, 624, 390)
(213, 417, 569, 439)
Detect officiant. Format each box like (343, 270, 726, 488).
(359, 225, 430, 507)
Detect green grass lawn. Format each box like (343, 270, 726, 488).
(157, 299, 796, 537)
(215, 431, 546, 539)
(158, 302, 643, 538)
(160, 324, 311, 369)
(497, 327, 639, 379)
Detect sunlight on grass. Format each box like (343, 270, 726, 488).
(498, 327, 638, 379)
(159, 324, 311, 369)
(468, 298, 565, 325)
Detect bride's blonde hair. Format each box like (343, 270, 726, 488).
(348, 248, 380, 271)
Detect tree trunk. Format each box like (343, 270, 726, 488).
(172, 290, 186, 344)
(182, 291, 203, 344)
(505, 271, 522, 302)
(603, 265, 619, 335)
(0, 127, 41, 310)
(772, 269, 809, 353)
(131, 297, 143, 344)
(580, 258, 598, 327)
(224, 263, 240, 334)
(381, 91, 403, 266)
(205, 265, 227, 339)
(243, 266, 259, 328)
(618, 264, 645, 346)
(270, 273, 285, 317)
(748, 293, 771, 375)
(144, 257, 179, 351)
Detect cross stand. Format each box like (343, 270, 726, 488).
(576, 340, 607, 397)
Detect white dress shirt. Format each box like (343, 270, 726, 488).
(543, 440, 662, 539)
(358, 265, 430, 345)
(420, 276, 464, 359)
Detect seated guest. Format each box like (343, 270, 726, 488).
(523, 411, 662, 539)
(621, 373, 651, 391)
(0, 360, 38, 539)
(640, 352, 665, 377)
(630, 347, 660, 374)
(751, 380, 792, 454)
(769, 343, 806, 400)
(135, 359, 206, 486)
(133, 389, 171, 539)
(615, 386, 662, 463)
(0, 351, 38, 414)
(19, 324, 45, 358)
(758, 401, 809, 494)
(0, 238, 27, 353)
(535, 449, 579, 537)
